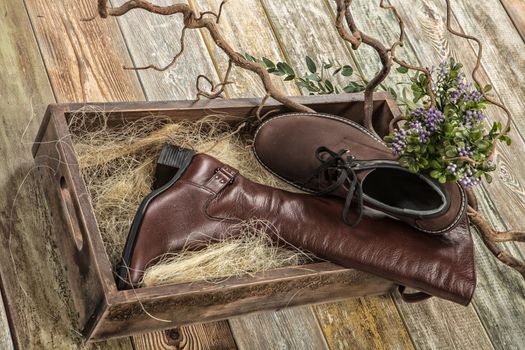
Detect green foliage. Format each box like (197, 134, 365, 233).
(385, 59, 510, 188)
(244, 53, 365, 95)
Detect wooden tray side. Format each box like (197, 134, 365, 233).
(91, 263, 395, 341)
(33, 105, 117, 328)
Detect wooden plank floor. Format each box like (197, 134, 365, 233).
(0, 0, 524, 349)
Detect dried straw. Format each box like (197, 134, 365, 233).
(69, 107, 309, 287)
(141, 219, 314, 287)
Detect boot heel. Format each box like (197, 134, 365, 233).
(153, 144, 195, 190)
(118, 144, 195, 289)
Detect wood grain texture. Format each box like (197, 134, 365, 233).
(134, 323, 237, 350)
(469, 186, 525, 350)
(393, 294, 494, 350)
(260, 0, 362, 87)
(0, 287, 13, 350)
(229, 307, 328, 350)
(0, 0, 131, 349)
(111, 0, 220, 101)
(190, 0, 299, 98)
(499, 0, 525, 43)
(323, 0, 413, 97)
(25, 0, 143, 103)
(313, 296, 415, 350)
(388, 0, 525, 348)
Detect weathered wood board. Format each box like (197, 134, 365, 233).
(191, 0, 299, 98)
(313, 296, 415, 350)
(229, 307, 329, 350)
(110, 0, 220, 101)
(0, 287, 13, 350)
(499, 0, 525, 43)
(133, 323, 238, 350)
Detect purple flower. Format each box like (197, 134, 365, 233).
(408, 120, 431, 143)
(389, 108, 445, 155)
(458, 168, 481, 188)
(391, 128, 409, 155)
(411, 107, 445, 134)
(450, 80, 483, 103)
(447, 163, 458, 176)
(464, 90, 483, 102)
(457, 147, 474, 157)
(464, 110, 485, 127)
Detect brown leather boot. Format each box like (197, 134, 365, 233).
(253, 112, 467, 234)
(118, 144, 475, 305)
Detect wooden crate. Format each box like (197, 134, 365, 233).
(32, 93, 399, 342)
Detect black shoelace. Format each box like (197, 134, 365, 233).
(305, 146, 364, 226)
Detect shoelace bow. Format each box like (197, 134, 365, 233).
(306, 146, 364, 226)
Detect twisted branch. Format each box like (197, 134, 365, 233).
(196, 60, 233, 99)
(336, 0, 390, 133)
(126, 27, 187, 71)
(335, 0, 436, 134)
(468, 206, 525, 279)
(94, 0, 314, 113)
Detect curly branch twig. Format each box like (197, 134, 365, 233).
(335, 0, 436, 134)
(444, 0, 512, 160)
(126, 27, 188, 71)
(94, 0, 314, 113)
(381, 0, 436, 126)
(336, 0, 391, 133)
(468, 206, 525, 279)
(196, 60, 233, 99)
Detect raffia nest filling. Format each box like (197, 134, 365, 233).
(69, 109, 315, 287)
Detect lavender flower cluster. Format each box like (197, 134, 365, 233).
(446, 163, 480, 188)
(458, 169, 481, 188)
(450, 81, 483, 104)
(464, 109, 485, 127)
(385, 58, 503, 189)
(390, 107, 445, 155)
(457, 147, 474, 157)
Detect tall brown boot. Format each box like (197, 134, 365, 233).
(119, 144, 476, 305)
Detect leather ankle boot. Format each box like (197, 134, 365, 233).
(119, 144, 475, 305)
(253, 112, 467, 234)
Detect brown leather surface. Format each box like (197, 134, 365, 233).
(253, 113, 467, 234)
(129, 153, 476, 305)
